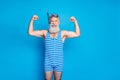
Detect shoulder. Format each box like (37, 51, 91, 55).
(61, 30, 69, 37)
(61, 30, 67, 34)
(61, 30, 68, 35)
(42, 30, 48, 33)
(42, 30, 48, 36)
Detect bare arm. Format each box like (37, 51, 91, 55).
(28, 15, 47, 37)
(62, 16, 80, 38)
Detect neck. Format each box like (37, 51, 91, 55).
(50, 32, 58, 34)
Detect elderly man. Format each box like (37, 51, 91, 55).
(28, 13, 80, 80)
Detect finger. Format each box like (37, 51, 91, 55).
(70, 18, 74, 21)
(33, 16, 39, 20)
(33, 17, 37, 20)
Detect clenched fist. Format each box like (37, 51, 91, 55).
(32, 15, 39, 20)
(70, 16, 77, 22)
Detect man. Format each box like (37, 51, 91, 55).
(28, 13, 80, 80)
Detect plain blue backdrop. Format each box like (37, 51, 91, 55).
(0, 0, 120, 80)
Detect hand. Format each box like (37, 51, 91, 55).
(32, 15, 39, 20)
(70, 16, 76, 22)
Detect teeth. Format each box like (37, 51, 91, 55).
(52, 25, 57, 27)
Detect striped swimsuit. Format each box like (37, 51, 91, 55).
(44, 31, 64, 72)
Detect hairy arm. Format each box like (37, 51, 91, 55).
(62, 16, 80, 38)
(28, 15, 47, 37)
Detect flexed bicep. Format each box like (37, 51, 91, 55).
(28, 30, 47, 37)
(28, 15, 47, 38)
(62, 30, 79, 38)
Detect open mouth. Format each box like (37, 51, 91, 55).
(51, 24, 58, 27)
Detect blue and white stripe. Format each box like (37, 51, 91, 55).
(44, 31, 64, 71)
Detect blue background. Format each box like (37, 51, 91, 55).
(0, 0, 120, 80)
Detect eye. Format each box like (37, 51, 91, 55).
(55, 20, 58, 22)
(51, 20, 54, 22)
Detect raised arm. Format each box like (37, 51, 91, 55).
(62, 16, 80, 38)
(28, 15, 47, 37)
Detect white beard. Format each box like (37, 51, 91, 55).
(49, 24, 60, 33)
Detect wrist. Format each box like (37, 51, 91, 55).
(31, 18, 34, 21)
(74, 20, 78, 23)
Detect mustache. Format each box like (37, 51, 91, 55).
(50, 24, 58, 27)
(49, 25, 60, 33)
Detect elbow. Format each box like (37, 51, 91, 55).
(78, 31, 81, 36)
(78, 32, 80, 36)
(76, 32, 80, 37)
(28, 31, 33, 36)
(77, 33, 80, 37)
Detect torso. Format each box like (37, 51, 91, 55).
(44, 30, 64, 66)
(43, 30, 66, 43)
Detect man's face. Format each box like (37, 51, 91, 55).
(49, 17, 60, 33)
(50, 17, 59, 27)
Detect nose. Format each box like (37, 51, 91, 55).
(53, 21, 56, 24)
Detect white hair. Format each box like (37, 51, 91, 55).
(49, 24, 60, 33)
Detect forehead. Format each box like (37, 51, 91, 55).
(50, 17, 59, 20)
